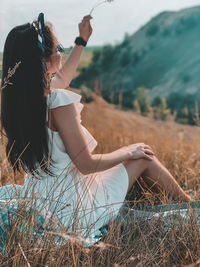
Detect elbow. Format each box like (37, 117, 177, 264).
(78, 166, 91, 176)
(60, 77, 70, 89)
(80, 169, 90, 176)
(56, 72, 70, 89)
(77, 160, 93, 176)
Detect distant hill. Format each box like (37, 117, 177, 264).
(72, 6, 200, 102)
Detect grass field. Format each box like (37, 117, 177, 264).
(1, 90, 200, 265)
(1, 49, 200, 265)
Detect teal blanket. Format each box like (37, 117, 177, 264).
(0, 199, 200, 251)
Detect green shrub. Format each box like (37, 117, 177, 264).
(153, 98, 170, 121)
(134, 87, 150, 116)
(80, 86, 94, 103)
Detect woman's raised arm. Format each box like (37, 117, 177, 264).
(51, 15, 93, 89)
(50, 45, 84, 89)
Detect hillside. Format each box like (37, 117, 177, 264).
(72, 6, 200, 101)
(128, 6, 200, 99)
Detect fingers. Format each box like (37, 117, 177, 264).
(143, 149, 154, 155)
(83, 15, 93, 20)
(144, 145, 151, 149)
(80, 16, 93, 29)
(82, 15, 93, 23)
(136, 143, 153, 151)
(141, 144, 154, 153)
(78, 15, 93, 42)
(141, 144, 152, 150)
(143, 153, 154, 161)
(136, 143, 153, 150)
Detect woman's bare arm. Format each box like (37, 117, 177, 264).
(51, 15, 93, 89)
(50, 45, 84, 89)
(51, 103, 129, 175)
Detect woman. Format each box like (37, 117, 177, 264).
(0, 13, 191, 244)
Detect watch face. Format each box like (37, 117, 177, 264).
(75, 37, 86, 46)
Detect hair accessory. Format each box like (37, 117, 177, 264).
(57, 43, 65, 54)
(32, 12, 45, 52)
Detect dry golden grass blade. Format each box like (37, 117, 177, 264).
(18, 243, 31, 267)
(184, 258, 200, 267)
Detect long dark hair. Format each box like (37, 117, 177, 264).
(1, 19, 57, 176)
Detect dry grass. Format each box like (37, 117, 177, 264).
(1, 91, 200, 266)
(82, 93, 200, 199)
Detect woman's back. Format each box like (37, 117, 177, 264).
(21, 88, 129, 240)
(22, 89, 101, 235)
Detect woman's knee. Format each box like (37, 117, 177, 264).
(123, 157, 157, 170)
(122, 158, 151, 190)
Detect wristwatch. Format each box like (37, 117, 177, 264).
(75, 36, 87, 47)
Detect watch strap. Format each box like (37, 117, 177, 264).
(75, 36, 87, 47)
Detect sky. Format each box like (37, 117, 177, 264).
(1, 0, 200, 51)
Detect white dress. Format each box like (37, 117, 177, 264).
(1, 88, 129, 244)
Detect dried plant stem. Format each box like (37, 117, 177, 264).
(1, 61, 21, 90)
(90, 0, 114, 15)
(18, 243, 31, 267)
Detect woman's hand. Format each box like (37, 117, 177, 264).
(123, 143, 155, 161)
(78, 15, 93, 43)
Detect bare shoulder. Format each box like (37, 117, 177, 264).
(52, 102, 79, 127)
(47, 101, 79, 132)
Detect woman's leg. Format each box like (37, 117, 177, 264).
(122, 156, 191, 202)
